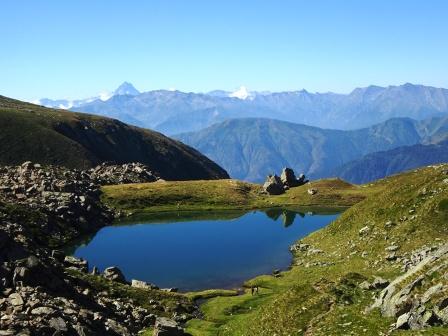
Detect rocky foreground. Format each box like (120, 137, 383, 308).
(0, 162, 191, 335)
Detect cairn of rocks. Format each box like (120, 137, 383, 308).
(263, 167, 309, 195)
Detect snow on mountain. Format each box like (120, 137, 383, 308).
(33, 82, 138, 109)
(229, 86, 252, 100)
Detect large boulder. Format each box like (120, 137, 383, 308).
(280, 168, 299, 187)
(103, 266, 126, 283)
(280, 168, 308, 188)
(263, 175, 284, 195)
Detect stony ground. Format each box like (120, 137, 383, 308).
(0, 162, 191, 335)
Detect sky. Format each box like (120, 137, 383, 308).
(1, 0, 448, 101)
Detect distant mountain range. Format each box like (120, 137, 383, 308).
(333, 140, 448, 184)
(175, 117, 448, 182)
(35, 82, 448, 135)
(0, 95, 228, 180)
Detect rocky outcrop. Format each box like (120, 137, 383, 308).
(370, 242, 448, 330)
(280, 168, 308, 188)
(263, 168, 308, 195)
(103, 266, 126, 283)
(262, 175, 284, 195)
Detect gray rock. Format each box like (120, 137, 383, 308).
(106, 318, 131, 336)
(131, 279, 157, 289)
(371, 277, 389, 289)
(263, 175, 284, 195)
(103, 266, 126, 283)
(395, 312, 410, 329)
(358, 226, 370, 236)
(280, 168, 301, 187)
(154, 317, 186, 335)
(49, 317, 67, 332)
(64, 256, 88, 272)
(31, 306, 55, 315)
(307, 188, 317, 195)
(421, 283, 443, 303)
(385, 245, 400, 252)
(8, 293, 24, 306)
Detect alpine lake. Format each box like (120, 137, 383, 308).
(66, 208, 341, 291)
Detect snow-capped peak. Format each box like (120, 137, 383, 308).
(230, 86, 251, 100)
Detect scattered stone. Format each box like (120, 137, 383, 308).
(307, 188, 317, 195)
(131, 279, 158, 290)
(385, 245, 400, 252)
(64, 256, 88, 272)
(359, 226, 370, 236)
(385, 220, 396, 228)
(8, 293, 24, 306)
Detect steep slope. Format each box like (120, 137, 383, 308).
(66, 83, 448, 134)
(333, 140, 448, 184)
(175, 117, 435, 182)
(0, 96, 228, 180)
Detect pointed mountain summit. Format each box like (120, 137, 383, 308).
(114, 82, 140, 96)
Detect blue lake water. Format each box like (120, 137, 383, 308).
(71, 209, 340, 291)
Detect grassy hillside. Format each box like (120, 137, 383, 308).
(101, 178, 369, 213)
(180, 164, 448, 335)
(0, 95, 228, 180)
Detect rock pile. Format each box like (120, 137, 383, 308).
(263, 168, 308, 195)
(0, 219, 154, 335)
(0, 162, 191, 335)
(0, 161, 113, 245)
(88, 162, 158, 185)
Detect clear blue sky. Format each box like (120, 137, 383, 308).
(1, 0, 448, 101)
